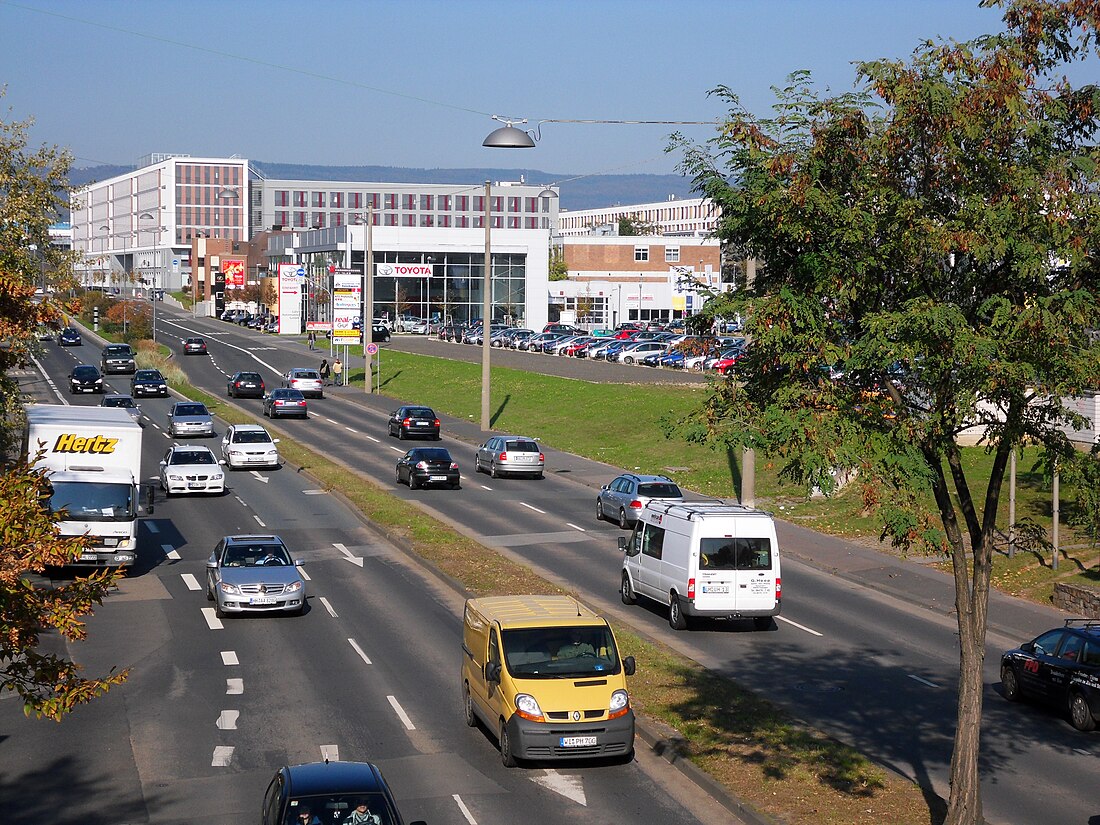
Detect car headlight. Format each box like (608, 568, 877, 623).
(211, 473, 223, 481)
(167, 474, 183, 481)
(609, 689, 630, 719)
(218, 581, 243, 596)
(228, 450, 243, 456)
(284, 580, 303, 593)
(514, 693, 544, 722)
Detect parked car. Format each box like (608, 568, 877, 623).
(282, 368, 324, 399)
(502, 328, 535, 349)
(1001, 619, 1100, 731)
(474, 435, 544, 479)
(220, 423, 281, 470)
(615, 341, 669, 365)
(388, 405, 441, 440)
(58, 327, 82, 346)
(131, 368, 168, 398)
(206, 534, 305, 618)
(68, 364, 104, 394)
(370, 322, 392, 343)
(100, 343, 136, 374)
(542, 323, 579, 335)
(167, 401, 215, 438)
(259, 761, 423, 825)
(263, 387, 308, 419)
(562, 336, 596, 357)
(227, 370, 266, 399)
(536, 334, 569, 354)
(439, 322, 467, 342)
(395, 446, 460, 489)
(183, 337, 208, 355)
(597, 473, 684, 528)
(159, 444, 225, 496)
(100, 393, 142, 425)
(516, 332, 559, 352)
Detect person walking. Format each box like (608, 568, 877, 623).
(332, 357, 343, 386)
(319, 358, 330, 385)
(307, 330, 316, 351)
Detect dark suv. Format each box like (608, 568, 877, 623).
(1001, 619, 1100, 731)
(101, 343, 136, 374)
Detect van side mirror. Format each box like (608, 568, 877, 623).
(623, 655, 636, 676)
(485, 662, 502, 683)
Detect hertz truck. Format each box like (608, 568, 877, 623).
(462, 595, 636, 767)
(24, 404, 146, 568)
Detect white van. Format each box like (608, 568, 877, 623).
(619, 501, 781, 630)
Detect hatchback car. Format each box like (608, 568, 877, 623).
(474, 435, 544, 479)
(167, 401, 215, 438)
(100, 343, 136, 374)
(183, 336, 208, 355)
(159, 444, 225, 496)
(1001, 619, 1100, 731)
(220, 423, 281, 470)
(395, 447, 460, 489)
(58, 327, 82, 346)
(100, 393, 142, 425)
(282, 368, 324, 399)
(206, 534, 305, 617)
(617, 341, 669, 364)
(131, 368, 169, 398)
(261, 760, 424, 825)
(263, 388, 308, 419)
(227, 370, 266, 398)
(388, 406, 441, 440)
(68, 364, 104, 394)
(597, 473, 684, 528)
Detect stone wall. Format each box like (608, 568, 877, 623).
(1053, 582, 1100, 617)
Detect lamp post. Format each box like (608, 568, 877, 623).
(139, 211, 160, 343)
(97, 224, 110, 291)
(354, 207, 375, 393)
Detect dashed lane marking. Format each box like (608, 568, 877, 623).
(146, 522, 160, 534)
(211, 746, 234, 767)
(453, 795, 477, 825)
(365, 435, 380, 443)
(320, 744, 339, 762)
(162, 544, 180, 560)
(297, 565, 311, 581)
(319, 597, 338, 618)
(253, 514, 266, 527)
(566, 523, 586, 532)
(348, 638, 372, 665)
(776, 616, 823, 637)
(221, 651, 239, 666)
(520, 502, 546, 514)
(226, 678, 244, 695)
(216, 710, 239, 730)
(908, 674, 939, 689)
(202, 608, 224, 630)
(181, 573, 201, 591)
(387, 695, 416, 730)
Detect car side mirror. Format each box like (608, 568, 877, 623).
(272, 439, 280, 444)
(218, 459, 226, 465)
(1021, 641, 1034, 654)
(485, 662, 502, 684)
(623, 655, 636, 676)
(159, 459, 167, 466)
(206, 555, 217, 568)
(294, 558, 305, 566)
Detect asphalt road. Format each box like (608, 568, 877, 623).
(1, 337, 733, 825)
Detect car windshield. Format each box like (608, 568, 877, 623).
(221, 543, 292, 567)
(172, 450, 216, 465)
(47, 481, 135, 521)
(73, 366, 98, 378)
(276, 389, 304, 399)
(187, 338, 203, 344)
(232, 430, 272, 444)
(136, 370, 162, 380)
(105, 346, 130, 355)
(104, 397, 135, 408)
(502, 626, 620, 678)
(638, 482, 681, 497)
(505, 441, 538, 452)
(175, 404, 208, 416)
(699, 537, 773, 571)
(285, 793, 393, 825)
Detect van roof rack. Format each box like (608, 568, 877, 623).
(645, 500, 772, 520)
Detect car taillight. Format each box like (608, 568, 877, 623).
(274, 400, 284, 405)
(539, 453, 544, 461)
(776, 577, 782, 600)
(433, 419, 440, 426)
(450, 462, 459, 470)
(416, 461, 429, 469)
(499, 452, 508, 461)
(687, 578, 695, 599)
(629, 499, 642, 509)
(403, 418, 411, 426)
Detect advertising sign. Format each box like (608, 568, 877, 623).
(278, 263, 302, 335)
(332, 269, 362, 342)
(376, 263, 432, 278)
(224, 259, 245, 287)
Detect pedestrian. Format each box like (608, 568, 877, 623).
(332, 357, 343, 386)
(307, 330, 316, 351)
(319, 358, 330, 385)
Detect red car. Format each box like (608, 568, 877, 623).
(713, 352, 745, 375)
(563, 338, 594, 357)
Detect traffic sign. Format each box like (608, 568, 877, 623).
(295, 267, 306, 278)
(366, 343, 379, 355)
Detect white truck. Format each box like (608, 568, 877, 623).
(24, 404, 150, 569)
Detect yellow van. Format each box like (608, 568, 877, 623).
(461, 595, 637, 766)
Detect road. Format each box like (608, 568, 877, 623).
(0, 335, 733, 825)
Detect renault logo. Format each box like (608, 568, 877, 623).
(571, 710, 580, 721)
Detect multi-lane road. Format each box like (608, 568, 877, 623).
(4, 306, 1096, 825)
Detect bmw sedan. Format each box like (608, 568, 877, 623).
(159, 445, 225, 496)
(220, 424, 280, 470)
(206, 534, 305, 617)
(167, 401, 215, 438)
(395, 447, 460, 489)
(69, 364, 104, 394)
(387, 406, 441, 440)
(131, 368, 169, 398)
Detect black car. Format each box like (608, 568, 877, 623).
(227, 371, 266, 399)
(131, 368, 169, 398)
(58, 327, 82, 346)
(371, 323, 391, 343)
(395, 447, 459, 490)
(101, 343, 136, 374)
(388, 406, 441, 440)
(69, 364, 104, 394)
(1001, 619, 1100, 731)
(261, 761, 424, 825)
(263, 387, 308, 419)
(438, 322, 466, 342)
(183, 337, 207, 355)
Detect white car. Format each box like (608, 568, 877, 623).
(220, 424, 281, 470)
(159, 445, 226, 496)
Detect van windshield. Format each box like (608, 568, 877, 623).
(699, 537, 772, 571)
(502, 626, 620, 678)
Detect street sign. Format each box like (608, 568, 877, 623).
(295, 267, 306, 278)
(366, 343, 379, 355)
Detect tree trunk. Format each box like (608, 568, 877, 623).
(945, 594, 986, 825)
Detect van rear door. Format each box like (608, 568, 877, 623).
(696, 536, 739, 612)
(731, 532, 777, 613)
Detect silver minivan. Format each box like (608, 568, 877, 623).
(474, 435, 544, 479)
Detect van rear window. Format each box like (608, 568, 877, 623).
(699, 537, 772, 571)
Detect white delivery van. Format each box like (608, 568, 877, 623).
(619, 501, 781, 631)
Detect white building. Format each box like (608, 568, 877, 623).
(557, 195, 718, 237)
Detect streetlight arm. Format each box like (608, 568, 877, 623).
(484, 114, 719, 147)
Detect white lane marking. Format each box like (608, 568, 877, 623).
(162, 544, 180, 560)
(181, 573, 201, 591)
(216, 710, 239, 730)
(202, 608, 224, 630)
(388, 445, 404, 453)
(345, 426, 357, 433)
(566, 523, 586, 532)
(160, 318, 283, 375)
(530, 770, 587, 806)
(481, 484, 492, 490)
(211, 746, 234, 767)
(348, 638, 372, 665)
(249, 470, 269, 484)
(146, 521, 160, 534)
(303, 489, 327, 495)
(776, 616, 823, 637)
(319, 597, 338, 618)
(253, 515, 266, 527)
(453, 795, 478, 825)
(387, 696, 416, 730)
(320, 744, 340, 762)
(908, 674, 939, 689)
(333, 542, 364, 567)
(326, 418, 339, 423)
(365, 434, 380, 443)
(520, 502, 546, 514)
(221, 651, 239, 666)
(235, 495, 247, 506)
(226, 678, 244, 695)
(29, 353, 67, 402)
(297, 565, 311, 581)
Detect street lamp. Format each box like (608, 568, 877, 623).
(139, 211, 160, 343)
(483, 114, 718, 148)
(354, 207, 375, 393)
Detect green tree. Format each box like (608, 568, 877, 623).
(618, 214, 658, 236)
(548, 247, 569, 281)
(671, 2, 1100, 823)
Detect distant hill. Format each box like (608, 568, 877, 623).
(67, 162, 698, 212)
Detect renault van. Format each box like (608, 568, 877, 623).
(619, 501, 782, 631)
(461, 595, 636, 767)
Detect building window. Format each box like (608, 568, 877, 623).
(525, 217, 538, 229)
(276, 190, 289, 207)
(294, 211, 307, 228)
(473, 196, 484, 213)
(385, 213, 398, 227)
(634, 246, 650, 262)
(507, 216, 520, 229)
(384, 194, 398, 210)
(456, 195, 469, 211)
(402, 214, 416, 227)
(455, 215, 469, 228)
(312, 192, 325, 208)
(348, 192, 362, 210)
(332, 213, 344, 227)
(508, 197, 521, 213)
(403, 194, 416, 210)
(311, 213, 325, 229)
(420, 194, 433, 211)
(665, 246, 680, 263)
(275, 211, 289, 228)
(294, 191, 306, 207)
(330, 192, 343, 208)
(438, 215, 451, 227)
(438, 195, 450, 211)
(420, 214, 434, 227)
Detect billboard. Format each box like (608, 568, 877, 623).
(278, 263, 303, 335)
(333, 269, 362, 342)
(223, 259, 245, 287)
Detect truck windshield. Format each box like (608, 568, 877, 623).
(48, 481, 135, 521)
(502, 626, 620, 678)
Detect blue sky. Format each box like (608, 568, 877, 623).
(1, 1, 1012, 178)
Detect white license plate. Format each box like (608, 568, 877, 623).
(79, 553, 98, 561)
(429, 475, 447, 481)
(560, 736, 597, 748)
(415, 421, 427, 426)
(516, 456, 533, 462)
(249, 597, 277, 605)
(702, 585, 729, 594)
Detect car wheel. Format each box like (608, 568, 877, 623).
(409, 475, 419, 490)
(396, 468, 403, 486)
(621, 572, 637, 605)
(500, 721, 517, 768)
(624, 356, 634, 364)
(1069, 691, 1097, 732)
(669, 594, 688, 630)
(618, 508, 630, 530)
(398, 427, 405, 440)
(451, 481, 461, 490)
(534, 472, 543, 480)
(206, 581, 215, 601)
(596, 499, 605, 521)
(214, 600, 226, 619)
(475, 456, 482, 474)
(463, 682, 477, 727)
(1001, 665, 1021, 702)
(490, 463, 498, 479)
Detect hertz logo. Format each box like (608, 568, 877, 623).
(52, 434, 119, 454)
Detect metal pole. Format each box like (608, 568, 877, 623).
(481, 181, 492, 431)
(152, 225, 158, 343)
(365, 205, 374, 393)
(741, 447, 756, 508)
(1008, 448, 1017, 559)
(1052, 466, 1060, 572)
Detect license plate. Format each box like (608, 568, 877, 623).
(188, 482, 205, 489)
(560, 736, 597, 748)
(249, 597, 277, 605)
(429, 475, 447, 481)
(415, 421, 427, 426)
(702, 585, 729, 594)
(79, 553, 98, 561)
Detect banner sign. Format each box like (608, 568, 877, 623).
(224, 259, 245, 287)
(278, 263, 302, 335)
(332, 269, 362, 342)
(376, 263, 432, 278)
